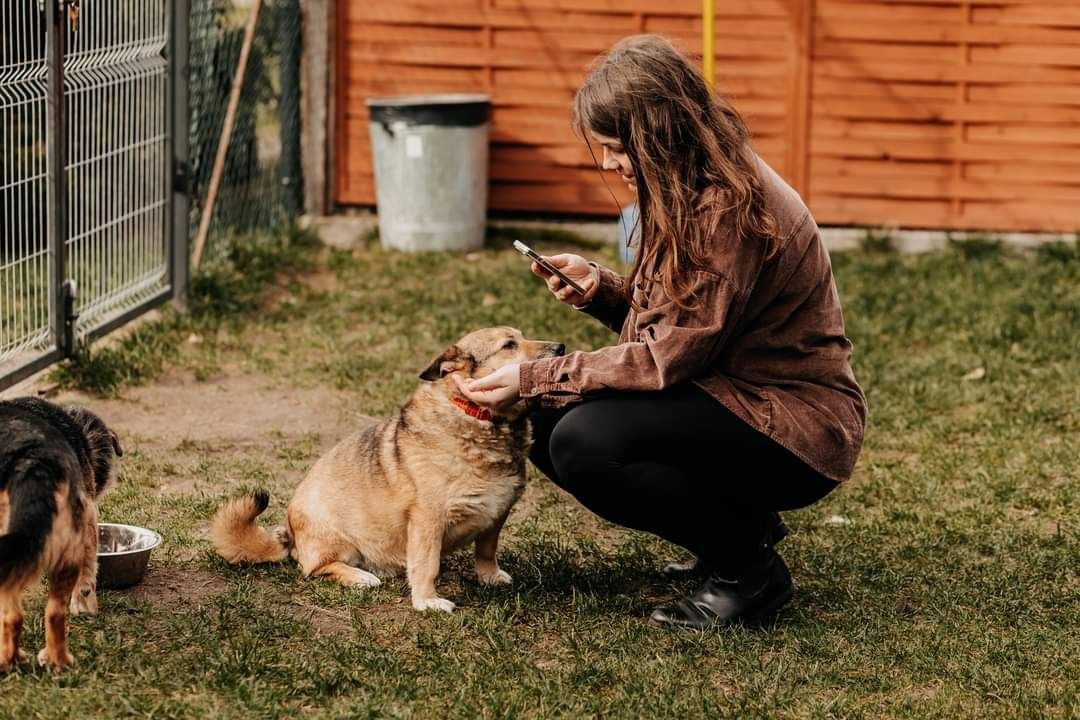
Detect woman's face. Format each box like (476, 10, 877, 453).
(590, 131, 635, 194)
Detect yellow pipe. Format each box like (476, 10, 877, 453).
(702, 0, 715, 88)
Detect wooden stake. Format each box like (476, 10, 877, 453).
(191, 0, 264, 273)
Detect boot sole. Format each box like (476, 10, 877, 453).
(649, 584, 794, 631)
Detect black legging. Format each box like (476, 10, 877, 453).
(529, 383, 838, 576)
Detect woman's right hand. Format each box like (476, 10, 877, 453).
(531, 254, 599, 306)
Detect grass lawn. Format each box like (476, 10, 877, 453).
(1, 228, 1077, 718)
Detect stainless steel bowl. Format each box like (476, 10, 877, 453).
(97, 523, 162, 589)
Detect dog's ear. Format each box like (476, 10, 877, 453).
(108, 428, 123, 457)
(419, 345, 471, 381)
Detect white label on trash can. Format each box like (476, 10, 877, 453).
(405, 135, 423, 159)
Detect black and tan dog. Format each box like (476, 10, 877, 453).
(0, 398, 122, 671)
(212, 327, 564, 612)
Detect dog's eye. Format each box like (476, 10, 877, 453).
(502, 340, 518, 351)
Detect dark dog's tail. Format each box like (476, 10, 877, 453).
(210, 490, 292, 565)
(0, 462, 60, 585)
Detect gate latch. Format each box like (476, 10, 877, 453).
(62, 279, 79, 357)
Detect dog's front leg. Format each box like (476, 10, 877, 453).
(474, 510, 512, 586)
(406, 513, 454, 613)
(70, 504, 99, 615)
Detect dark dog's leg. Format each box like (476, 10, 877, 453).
(70, 504, 99, 615)
(38, 565, 78, 671)
(474, 511, 513, 586)
(406, 513, 453, 612)
(0, 590, 26, 672)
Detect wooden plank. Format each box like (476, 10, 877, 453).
(345, 42, 601, 69)
(815, 40, 958, 64)
(972, 5, 1080, 28)
(813, 175, 1080, 202)
(346, 3, 639, 30)
(965, 124, 1080, 145)
(490, 181, 632, 213)
(490, 0, 789, 15)
(813, 77, 958, 101)
(344, 63, 487, 86)
(967, 83, 1080, 106)
(815, 20, 1080, 46)
(812, 157, 954, 179)
(811, 136, 1080, 164)
(789, 0, 814, 197)
(812, 97, 1080, 124)
(344, 23, 484, 46)
(810, 196, 954, 227)
(813, 117, 955, 141)
(816, 1, 962, 24)
(966, 161, 1080, 185)
(970, 44, 1080, 67)
(491, 28, 632, 53)
(814, 58, 1080, 84)
(644, 15, 791, 37)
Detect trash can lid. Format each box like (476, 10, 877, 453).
(366, 94, 491, 128)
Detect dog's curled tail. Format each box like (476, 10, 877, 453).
(210, 489, 292, 564)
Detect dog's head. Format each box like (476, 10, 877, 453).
(64, 405, 123, 497)
(419, 327, 565, 385)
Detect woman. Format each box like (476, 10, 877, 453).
(455, 35, 866, 628)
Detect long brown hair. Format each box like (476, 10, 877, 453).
(573, 35, 780, 309)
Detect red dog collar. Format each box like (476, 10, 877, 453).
(451, 395, 493, 422)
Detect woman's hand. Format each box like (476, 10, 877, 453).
(453, 364, 521, 410)
(532, 254, 598, 306)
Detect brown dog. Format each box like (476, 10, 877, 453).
(0, 398, 122, 671)
(211, 327, 564, 612)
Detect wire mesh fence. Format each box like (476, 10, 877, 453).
(1, 0, 303, 389)
(66, 0, 172, 338)
(0, 2, 53, 377)
(188, 0, 302, 266)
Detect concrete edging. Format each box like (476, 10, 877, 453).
(306, 212, 1077, 254)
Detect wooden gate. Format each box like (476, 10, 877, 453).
(335, 1, 1080, 233)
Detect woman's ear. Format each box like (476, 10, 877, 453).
(419, 345, 471, 381)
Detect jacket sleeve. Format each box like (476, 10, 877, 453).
(520, 270, 739, 408)
(577, 263, 630, 334)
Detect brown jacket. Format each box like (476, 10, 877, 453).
(519, 157, 866, 483)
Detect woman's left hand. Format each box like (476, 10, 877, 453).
(452, 363, 521, 409)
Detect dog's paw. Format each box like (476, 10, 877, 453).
(69, 584, 99, 615)
(412, 597, 456, 613)
(477, 567, 513, 586)
(343, 569, 382, 588)
(37, 647, 73, 671)
(0, 648, 26, 673)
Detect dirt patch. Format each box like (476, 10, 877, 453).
(117, 568, 227, 608)
(45, 368, 367, 455)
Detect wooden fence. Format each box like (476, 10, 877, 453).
(335, 0, 1080, 233)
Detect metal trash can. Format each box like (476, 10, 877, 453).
(366, 94, 491, 252)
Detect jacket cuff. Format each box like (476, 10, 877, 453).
(519, 358, 579, 406)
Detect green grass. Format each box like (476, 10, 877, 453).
(5, 230, 1078, 719)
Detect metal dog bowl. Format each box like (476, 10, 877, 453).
(97, 523, 162, 589)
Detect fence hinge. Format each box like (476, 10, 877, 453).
(62, 279, 78, 357)
(173, 160, 191, 194)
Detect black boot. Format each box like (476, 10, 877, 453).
(650, 545, 793, 629)
(660, 511, 790, 581)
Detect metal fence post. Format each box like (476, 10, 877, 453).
(170, 0, 191, 308)
(45, 0, 69, 354)
(280, 0, 303, 215)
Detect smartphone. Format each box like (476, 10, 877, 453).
(513, 240, 587, 296)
